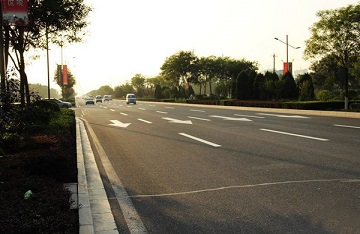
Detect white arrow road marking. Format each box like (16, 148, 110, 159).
(138, 119, 152, 124)
(162, 118, 193, 124)
(334, 124, 360, 129)
(210, 115, 252, 121)
(179, 133, 221, 147)
(109, 120, 131, 128)
(257, 113, 310, 118)
(260, 129, 329, 141)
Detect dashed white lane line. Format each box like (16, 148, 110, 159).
(190, 109, 205, 112)
(120, 113, 128, 116)
(334, 124, 360, 129)
(235, 114, 264, 119)
(138, 108, 146, 111)
(110, 109, 115, 112)
(138, 119, 152, 124)
(260, 128, 329, 141)
(129, 179, 360, 198)
(188, 116, 211, 121)
(156, 111, 168, 114)
(179, 133, 221, 147)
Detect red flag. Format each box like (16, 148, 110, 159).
(62, 65, 68, 85)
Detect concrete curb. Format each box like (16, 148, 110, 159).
(76, 118, 119, 234)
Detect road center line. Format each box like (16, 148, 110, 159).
(260, 128, 329, 141)
(179, 133, 221, 147)
(334, 124, 360, 129)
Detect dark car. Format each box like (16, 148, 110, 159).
(95, 95, 102, 103)
(48, 98, 72, 108)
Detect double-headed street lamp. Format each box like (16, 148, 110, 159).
(274, 35, 300, 73)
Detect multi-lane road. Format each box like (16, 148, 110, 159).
(75, 99, 360, 233)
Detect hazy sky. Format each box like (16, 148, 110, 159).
(25, 0, 359, 95)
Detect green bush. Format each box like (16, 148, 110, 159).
(316, 90, 334, 101)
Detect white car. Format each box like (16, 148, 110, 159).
(126, 93, 136, 104)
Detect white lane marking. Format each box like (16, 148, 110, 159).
(260, 128, 329, 141)
(110, 109, 115, 112)
(190, 109, 205, 113)
(234, 114, 264, 119)
(138, 108, 146, 111)
(179, 133, 221, 147)
(188, 116, 211, 121)
(127, 106, 133, 108)
(81, 110, 85, 116)
(165, 107, 174, 109)
(163, 118, 192, 125)
(156, 111, 168, 114)
(138, 119, 152, 124)
(334, 124, 360, 129)
(120, 113, 128, 116)
(210, 115, 252, 121)
(257, 113, 310, 118)
(109, 120, 131, 128)
(129, 179, 360, 198)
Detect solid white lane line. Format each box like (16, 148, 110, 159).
(188, 116, 211, 121)
(260, 129, 329, 141)
(129, 179, 360, 198)
(334, 124, 360, 129)
(138, 119, 152, 124)
(179, 133, 221, 147)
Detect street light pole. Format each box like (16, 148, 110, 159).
(274, 35, 300, 73)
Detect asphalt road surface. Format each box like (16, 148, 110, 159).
(75, 99, 360, 233)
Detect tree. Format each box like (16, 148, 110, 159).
(160, 51, 198, 98)
(297, 73, 315, 101)
(304, 3, 360, 108)
(131, 74, 146, 97)
(4, 0, 91, 106)
(281, 72, 298, 100)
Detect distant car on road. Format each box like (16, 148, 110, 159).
(103, 95, 110, 101)
(126, 93, 136, 104)
(85, 97, 94, 105)
(95, 95, 102, 103)
(48, 98, 72, 108)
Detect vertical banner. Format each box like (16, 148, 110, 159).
(57, 64, 62, 84)
(62, 65, 68, 85)
(1, 0, 29, 26)
(288, 62, 293, 73)
(283, 62, 288, 74)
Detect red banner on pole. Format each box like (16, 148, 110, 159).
(283, 62, 288, 74)
(62, 65, 68, 85)
(1, 0, 29, 26)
